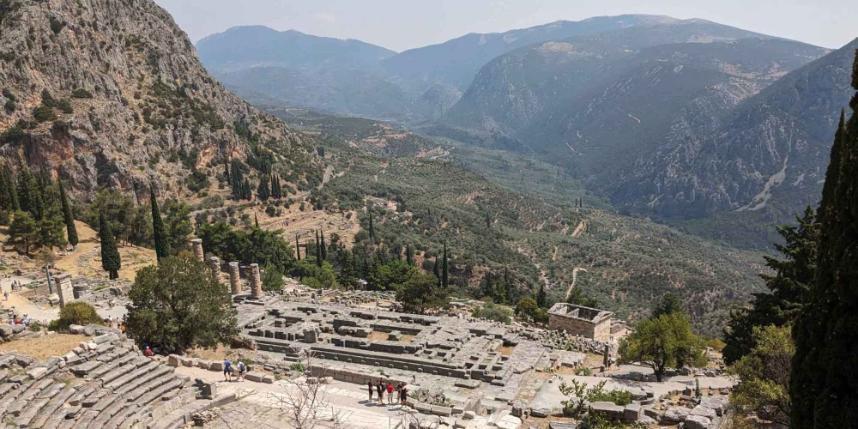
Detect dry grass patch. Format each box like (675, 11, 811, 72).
(0, 333, 86, 360)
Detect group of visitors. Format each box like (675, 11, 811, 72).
(367, 380, 408, 405)
(222, 358, 247, 382)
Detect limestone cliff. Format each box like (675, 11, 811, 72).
(0, 0, 319, 197)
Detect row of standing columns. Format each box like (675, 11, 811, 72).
(191, 238, 262, 299)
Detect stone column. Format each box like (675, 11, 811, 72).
(208, 256, 221, 283)
(228, 262, 241, 295)
(250, 263, 262, 299)
(191, 239, 204, 262)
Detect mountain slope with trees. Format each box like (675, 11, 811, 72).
(0, 0, 319, 199)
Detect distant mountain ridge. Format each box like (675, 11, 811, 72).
(196, 15, 693, 121)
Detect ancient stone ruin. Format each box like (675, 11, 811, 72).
(547, 303, 613, 342)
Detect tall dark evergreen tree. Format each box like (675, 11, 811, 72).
(150, 187, 170, 261)
(320, 230, 327, 261)
(723, 208, 818, 364)
(314, 230, 322, 267)
(368, 210, 375, 243)
(536, 283, 547, 308)
(16, 168, 44, 219)
(295, 234, 301, 261)
(405, 245, 414, 266)
(271, 174, 282, 199)
(790, 58, 858, 428)
(99, 212, 121, 280)
(0, 164, 18, 212)
(58, 179, 78, 247)
(257, 174, 270, 201)
(441, 243, 449, 288)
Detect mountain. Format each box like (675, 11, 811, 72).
(196, 16, 681, 122)
(440, 19, 832, 245)
(0, 0, 318, 197)
(196, 26, 395, 74)
(383, 15, 680, 94)
(611, 38, 858, 244)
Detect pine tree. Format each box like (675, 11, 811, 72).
(99, 212, 121, 280)
(242, 178, 252, 200)
(790, 61, 858, 428)
(432, 256, 440, 283)
(150, 187, 170, 261)
(723, 208, 818, 364)
(58, 180, 78, 247)
(16, 168, 44, 219)
(441, 242, 449, 288)
(257, 174, 270, 201)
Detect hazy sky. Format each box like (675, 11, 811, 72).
(155, 0, 854, 52)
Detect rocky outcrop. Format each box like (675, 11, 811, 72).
(0, 0, 319, 198)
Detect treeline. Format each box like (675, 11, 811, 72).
(0, 164, 76, 255)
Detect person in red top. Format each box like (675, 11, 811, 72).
(386, 382, 394, 404)
(143, 345, 154, 357)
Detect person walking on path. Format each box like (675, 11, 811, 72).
(223, 359, 233, 382)
(400, 385, 408, 405)
(236, 360, 247, 381)
(367, 381, 374, 401)
(386, 382, 394, 404)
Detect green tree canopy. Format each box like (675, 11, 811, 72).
(51, 302, 102, 331)
(619, 312, 705, 381)
(730, 324, 793, 427)
(99, 212, 121, 279)
(395, 271, 449, 314)
(790, 58, 858, 427)
(125, 254, 238, 354)
(7, 210, 38, 255)
(724, 208, 818, 364)
(150, 187, 170, 261)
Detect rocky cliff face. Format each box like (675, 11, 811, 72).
(611, 39, 857, 221)
(0, 0, 317, 198)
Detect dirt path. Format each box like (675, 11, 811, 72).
(563, 267, 589, 302)
(52, 221, 155, 282)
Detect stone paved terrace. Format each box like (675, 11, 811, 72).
(239, 302, 548, 385)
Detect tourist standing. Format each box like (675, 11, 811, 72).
(236, 360, 247, 381)
(376, 381, 384, 404)
(367, 381, 374, 401)
(400, 385, 408, 405)
(386, 382, 394, 404)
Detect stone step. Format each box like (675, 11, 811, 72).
(81, 387, 109, 408)
(91, 352, 137, 379)
(117, 365, 173, 396)
(148, 398, 213, 429)
(2, 377, 54, 417)
(88, 392, 131, 429)
(137, 377, 184, 408)
(100, 357, 150, 386)
(69, 383, 96, 406)
(125, 372, 178, 403)
(103, 403, 139, 429)
(71, 360, 103, 377)
(29, 384, 78, 428)
(70, 409, 100, 429)
(105, 360, 159, 391)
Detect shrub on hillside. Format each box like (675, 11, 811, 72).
(49, 302, 102, 331)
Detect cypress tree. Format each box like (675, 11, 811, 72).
(790, 60, 858, 428)
(314, 230, 322, 267)
(16, 168, 44, 219)
(295, 234, 301, 261)
(257, 174, 270, 201)
(150, 187, 170, 261)
(368, 210, 375, 243)
(0, 165, 18, 212)
(58, 179, 78, 247)
(254, 212, 260, 229)
(242, 178, 252, 200)
(432, 256, 440, 283)
(271, 174, 282, 199)
(537, 283, 547, 308)
(320, 230, 327, 261)
(99, 212, 121, 280)
(405, 245, 414, 266)
(441, 243, 449, 288)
